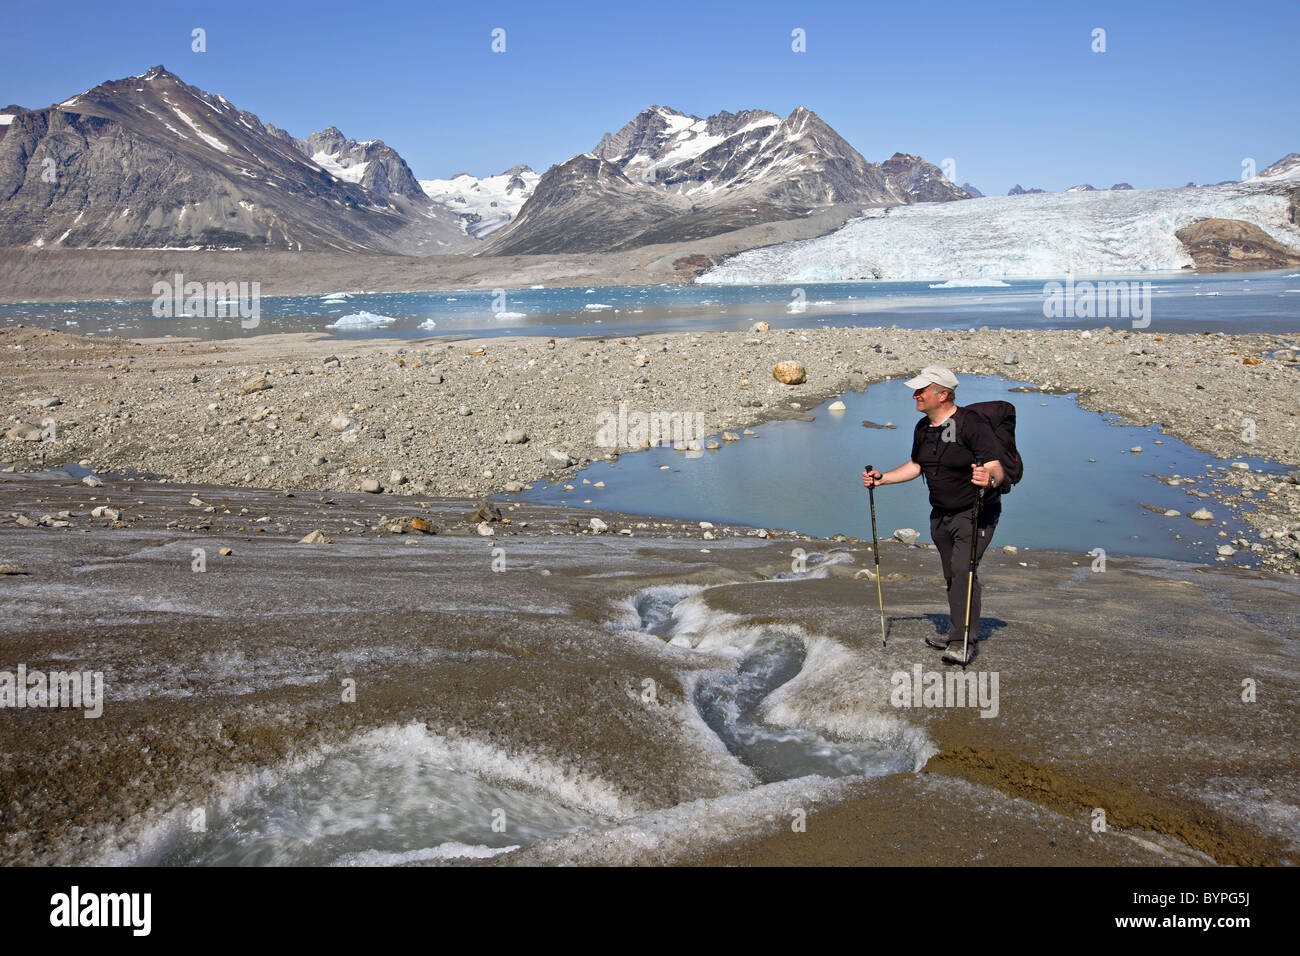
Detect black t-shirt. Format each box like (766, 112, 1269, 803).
(911, 407, 1004, 513)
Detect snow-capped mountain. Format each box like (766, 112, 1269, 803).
(479, 104, 967, 255)
(0, 66, 472, 254)
(419, 165, 540, 238)
(699, 161, 1300, 283)
(1256, 153, 1300, 181)
(276, 126, 430, 201)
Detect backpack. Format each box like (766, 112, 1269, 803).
(913, 401, 1024, 493)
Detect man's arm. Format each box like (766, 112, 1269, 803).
(863, 460, 922, 488)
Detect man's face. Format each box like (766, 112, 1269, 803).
(913, 383, 947, 413)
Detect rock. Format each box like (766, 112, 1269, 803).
(0, 563, 28, 575)
(329, 414, 354, 432)
(241, 377, 272, 395)
(360, 479, 382, 493)
(1002, 545, 1018, 554)
(702, 531, 716, 540)
(751, 321, 770, 332)
(588, 517, 608, 533)
(91, 506, 121, 520)
(633, 354, 649, 367)
(4, 423, 42, 441)
(721, 432, 741, 442)
(81, 474, 104, 487)
(827, 400, 846, 412)
(1164, 510, 1181, 517)
(28, 396, 61, 407)
(1217, 544, 1236, 556)
(14, 515, 38, 528)
(1129, 446, 1142, 454)
(504, 481, 526, 493)
(1175, 218, 1300, 271)
(742, 428, 756, 437)
(1190, 507, 1215, 520)
(893, 528, 920, 546)
(38, 515, 70, 528)
(476, 521, 495, 537)
(705, 439, 721, 451)
(1003, 351, 1019, 364)
(1230, 462, 1250, 471)
(299, 530, 330, 543)
(547, 448, 574, 466)
(773, 360, 807, 385)
(699, 521, 715, 529)
(471, 503, 503, 523)
(501, 428, 528, 444)
(218, 547, 233, 556)
(409, 517, 436, 534)
(189, 496, 206, 506)
(457, 406, 472, 416)
(390, 470, 406, 485)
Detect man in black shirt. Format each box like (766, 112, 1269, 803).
(862, 366, 1005, 664)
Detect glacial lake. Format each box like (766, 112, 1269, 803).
(3, 270, 1299, 340)
(511, 374, 1289, 566)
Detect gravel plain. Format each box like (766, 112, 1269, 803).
(3, 322, 1299, 570)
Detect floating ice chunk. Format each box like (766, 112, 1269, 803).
(331, 311, 396, 328)
(928, 279, 1011, 288)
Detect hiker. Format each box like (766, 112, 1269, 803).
(862, 366, 1005, 664)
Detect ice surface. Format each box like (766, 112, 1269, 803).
(700, 180, 1300, 282)
(419, 168, 541, 238)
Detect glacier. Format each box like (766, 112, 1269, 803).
(699, 174, 1300, 284)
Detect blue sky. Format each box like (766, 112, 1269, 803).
(4, 0, 1297, 194)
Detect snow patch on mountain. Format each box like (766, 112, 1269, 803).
(313, 151, 368, 184)
(170, 106, 229, 153)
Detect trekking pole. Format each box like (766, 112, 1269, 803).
(864, 464, 888, 647)
(961, 459, 984, 666)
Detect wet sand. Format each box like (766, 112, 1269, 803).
(1, 472, 1295, 866)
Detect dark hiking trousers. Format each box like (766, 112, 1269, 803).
(930, 500, 1000, 643)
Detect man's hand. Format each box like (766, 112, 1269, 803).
(971, 461, 1003, 488)
(863, 468, 884, 488)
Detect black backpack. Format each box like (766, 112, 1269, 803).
(913, 401, 1024, 493)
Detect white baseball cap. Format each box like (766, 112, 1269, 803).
(904, 365, 959, 391)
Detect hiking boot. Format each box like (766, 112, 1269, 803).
(942, 641, 976, 665)
(926, 633, 958, 649)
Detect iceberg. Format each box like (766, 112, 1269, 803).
(331, 311, 395, 328)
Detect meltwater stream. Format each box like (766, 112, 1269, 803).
(630, 579, 919, 786)
(155, 573, 918, 866)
